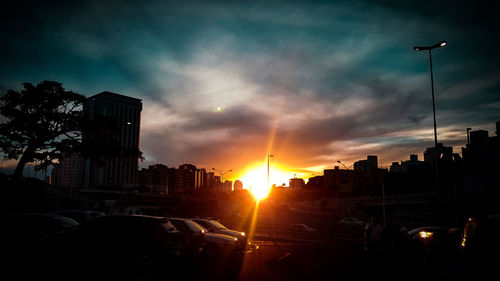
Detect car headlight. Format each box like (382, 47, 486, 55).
(419, 231, 433, 239)
(240, 232, 246, 237)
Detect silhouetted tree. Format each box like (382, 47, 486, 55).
(0, 81, 86, 177)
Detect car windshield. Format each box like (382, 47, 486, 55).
(209, 220, 227, 229)
(185, 220, 207, 232)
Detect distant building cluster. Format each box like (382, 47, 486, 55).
(138, 163, 235, 194)
(290, 121, 499, 197)
(51, 91, 499, 198)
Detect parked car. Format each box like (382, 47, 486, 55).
(407, 226, 461, 264)
(290, 223, 316, 232)
(170, 217, 206, 256)
(6, 213, 79, 245)
(5, 213, 79, 280)
(49, 215, 184, 280)
(51, 209, 105, 223)
(192, 218, 249, 251)
(459, 214, 500, 277)
(202, 231, 241, 257)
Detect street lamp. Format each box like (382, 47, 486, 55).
(337, 160, 352, 169)
(267, 154, 274, 188)
(414, 40, 447, 195)
(212, 168, 232, 185)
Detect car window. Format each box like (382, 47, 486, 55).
(190, 221, 209, 233)
(209, 220, 227, 229)
(194, 220, 213, 231)
(184, 220, 205, 233)
(170, 220, 189, 232)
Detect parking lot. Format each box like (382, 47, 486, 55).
(5, 200, 499, 281)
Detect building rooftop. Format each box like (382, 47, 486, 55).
(88, 91, 142, 102)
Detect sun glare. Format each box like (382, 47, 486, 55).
(238, 163, 292, 200)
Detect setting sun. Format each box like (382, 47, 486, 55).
(237, 162, 293, 200)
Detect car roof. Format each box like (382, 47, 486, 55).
(8, 213, 79, 226)
(91, 214, 170, 223)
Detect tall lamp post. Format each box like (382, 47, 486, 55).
(212, 168, 232, 190)
(267, 154, 274, 188)
(414, 40, 447, 195)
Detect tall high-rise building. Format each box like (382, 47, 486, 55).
(82, 91, 142, 189)
(174, 164, 197, 193)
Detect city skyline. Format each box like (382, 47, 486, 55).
(2, 1, 500, 182)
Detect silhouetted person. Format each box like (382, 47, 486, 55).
(364, 216, 384, 257)
(382, 221, 401, 264)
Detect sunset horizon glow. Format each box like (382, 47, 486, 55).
(236, 161, 299, 200)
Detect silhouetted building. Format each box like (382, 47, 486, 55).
(390, 154, 423, 173)
(423, 143, 464, 196)
(462, 122, 500, 194)
(324, 166, 355, 194)
(424, 143, 452, 169)
(82, 91, 142, 189)
(194, 168, 206, 191)
(138, 164, 168, 194)
(387, 154, 434, 194)
(353, 156, 386, 195)
(306, 175, 324, 189)
(289, 177, 305, 189)
(222, 180, 232, 193)
(173, 164, 197, 193)
(167, 168, 176, 192)
(213, 175, 222, 192)
(52, 153, 83, 192)
(354, 155, 378, 175)
(205, 172, 216, 191)
(233, 180, 243, 191)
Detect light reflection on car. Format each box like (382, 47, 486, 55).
(191, 218, 250, 252)
(407, 226, 461, 264)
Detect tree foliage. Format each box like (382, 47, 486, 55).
(0, 80, 144, 178)
(0, 81, 86, 177)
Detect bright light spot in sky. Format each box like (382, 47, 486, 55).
(215, 106, 222, 112)
(238, 162, 293, 200)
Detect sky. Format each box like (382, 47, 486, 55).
(1, 0, 499, 183)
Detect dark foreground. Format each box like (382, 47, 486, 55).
(6, 235, 493, 281)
